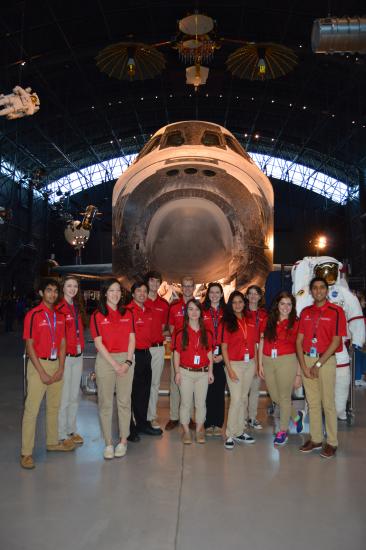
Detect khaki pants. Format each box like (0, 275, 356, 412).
(58, 354, 83, 440)
(147, 346, 165, 422)
(225, 360, 255, 438)
(248, 375, 261, 420)
(95, 352, 134, 444)
(179, 368, 209, 426)
(169, 355, 181, 421)
(21, 359, 63, 456)
(263, 354, 297, 431)
(302, 355, 338, 447)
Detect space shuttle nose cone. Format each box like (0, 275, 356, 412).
(146, 197, 234, 281)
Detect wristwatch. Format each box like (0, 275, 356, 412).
(315, 361, 322, 368)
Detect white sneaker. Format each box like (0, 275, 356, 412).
(114, 442, 127, 458)
(103, 445, 114, 460)
(337, 413, 347, 421)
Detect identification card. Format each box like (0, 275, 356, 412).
(50, 347, 57, 360)
(214, 346, 220, 356)
(194, 355, 201, 365)
(76, 344, 82, 354)
(309, 346, 318, 358)
(244, 352, 250, 363)
(271, 348, 278, 359)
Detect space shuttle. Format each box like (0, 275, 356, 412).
(54, 121, 274, 290)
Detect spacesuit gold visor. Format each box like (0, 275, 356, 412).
(314, 262, 338, 286)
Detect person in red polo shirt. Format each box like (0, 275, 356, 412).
(166, 275, 196, 430)
(258, 291, 303, 446)
(21, 278, 74, 470)
(144, 271, 169, 430)
(296, 277, 347, 459)
(56, 276, 86, 446)
(202, 282, 226, 437)
(174, 299, 214, 444)
(128, 281, 163, 439)
(221, 290, 257, 450)
(90, 278, 135, 460)
(245, 285, 268, 431)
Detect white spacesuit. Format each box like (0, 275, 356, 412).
(292, 256, 365, 420)
(0, 86, 40, 120)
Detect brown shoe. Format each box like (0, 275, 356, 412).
(299, 439, 323, 453)
(196, 431, 206, 444)
(47, 439, 76, 452)
(182, 431, 192, 445)
(69, 433, 84, 445)
(206, 426, 214, 437)
(165, 419, 179, 431)
(20, 455, 35, 469)
(189, 419, 196, 430)
(320, 443, 337, 459)
(213, 426, 223, 437)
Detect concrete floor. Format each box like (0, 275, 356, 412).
(0, 330, 365, 550)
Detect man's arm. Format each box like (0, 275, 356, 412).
(26, 339, 52, 385)
(296, 333, 312, 379)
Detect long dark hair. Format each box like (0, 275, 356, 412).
(60, 275, 87, 327)
(223, 290, 246, 332)
(181, 298, 209, 350)
(264, 291, 297, 341)
(97, 278, 126, 316)
(202, 282, 226, 310)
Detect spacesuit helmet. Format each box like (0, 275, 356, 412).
(314, 262, 338, 286)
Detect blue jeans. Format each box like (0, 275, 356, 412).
(355, 349, 366, 380)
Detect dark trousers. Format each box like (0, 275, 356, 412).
(130, 349, 152, 434)
(205, 360, 226, 428)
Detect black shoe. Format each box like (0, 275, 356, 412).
(127, 433, 140, 443)
(139, 425, 163, 436)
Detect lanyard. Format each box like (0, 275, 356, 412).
(237, 317, 248, 346)
(311, 308, 323, 340)
(44, 311, 57, 346)
(67, 301, 80, 337)
(209, 307, 220, 340)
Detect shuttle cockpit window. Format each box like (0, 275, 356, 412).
(162, 131, 185, 148)
(201, 131, 224, 148)
(136, 135, 161, 160)
(224, 135, 252, 161)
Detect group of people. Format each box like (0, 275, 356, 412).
(20, 271, 348, 468)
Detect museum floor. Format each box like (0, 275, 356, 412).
(0, 329, 365, 550)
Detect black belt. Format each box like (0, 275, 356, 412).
(67, 353, 82, 357)
(150, 343, 164, 348)
(39, 357, 58, 361)
(304, 352, 320, 358)
(135, 348, 150, 352)
(180, 365, 209, 372)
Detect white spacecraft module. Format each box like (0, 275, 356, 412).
(0, 86, 40, 120)
(112, 121, 274, 289)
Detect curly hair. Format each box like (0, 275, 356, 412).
(202, 282, 226, 311)
(264, 291, 297, 342)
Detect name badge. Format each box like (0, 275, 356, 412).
(214, 346, 220, 356)
(244, 352, 250, 363)
(194, 355, 201, 365)
(76, 344, 82, 355)
(50, 347, 57, 360)
(271, 349, 278, 359)
(309, 346, 318, 358)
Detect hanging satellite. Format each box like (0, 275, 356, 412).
(96, 42, 166, 80)
(226, 42, 298, 80)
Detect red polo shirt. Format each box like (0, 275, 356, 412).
(245, 307, 268, 343)
(90, 306, 134, 353)
(222, 316, 257, 360)
(56, 298, 85, 354)
(263, 319, 299, 357)
(298, 301, 347, 354)
(202, 307, 224, 347)
(168, 298, 186, 331)
(128, 301, 153, 349)
(145, 295, 169, 344)
(23, 302, 65, 358)
(175, 326, 213, 369)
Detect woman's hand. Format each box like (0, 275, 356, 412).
(175, 371, 181, 386)
(208, 372, 214, 384)
(257, 363, 265, 380)
(227, 368, 239, 383)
